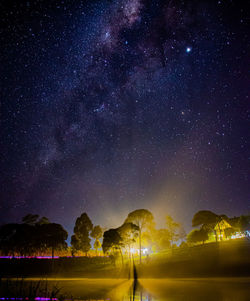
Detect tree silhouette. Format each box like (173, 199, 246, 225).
(71, 212, 93, 256)
(117, 222, 139, 257)
(22, 214, 39, 225)
(91, 225, 103, 255)
(192, 210, 218, 227)
(102, 228, 122, 254)
(38, 223, 68, 258)
(192, 210, 224, 241)
(0, 223, 34, 256)
(37, 216, 50, 225)
(125, 209, 154, 263)
(165, 215, 183, 247)
(0, 216, 67, 258)
(230, 215, 250, 232)
(94, 239, 102, 254)
(187, 228, 209, 245)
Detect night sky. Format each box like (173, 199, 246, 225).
(1, 0, 249, 234)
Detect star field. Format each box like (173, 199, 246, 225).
(0, 0, 249, 233)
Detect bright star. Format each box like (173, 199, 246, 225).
(186, 47, 192, 53)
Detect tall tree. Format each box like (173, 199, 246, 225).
(165, 215, 183, 247)
(91, 225, 103, 255)
(117, 222, 139, 257)
(71, 212, 93, 256)
(125, 209, 154, 263)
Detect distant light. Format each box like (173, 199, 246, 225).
(231, 232, 246, 239)
(186, 47, 192, 53)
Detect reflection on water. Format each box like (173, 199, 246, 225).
(128, 278, 250, 301)
(1, 278, 250, 301)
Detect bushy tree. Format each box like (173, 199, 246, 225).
(117, 222, 139, 254)
(192, 210, 230, 241)
(224, 227, 236, 238)
(192, 210, 218, 228)
(0, 216, 68, 257)
(230, 215, 250, 232)
(154, 229, 171, 251)
(38, 223, 68, 258)
(102, 229, 122, 254)
(187, 228, 209, 245)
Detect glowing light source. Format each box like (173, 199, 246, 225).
(130, 248, 135, 254)
(230, 232, 246, 239)
(186, 47, 192, 53)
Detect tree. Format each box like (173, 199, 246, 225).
(187, 228, 209, 245)
(192, 210, 228, 241)
(102, 228, 123, 265)
(91, 225, 103, 255)
(38, 223, 68, 258)
(0, 223, 35, 256)
(224, 227, 236, 239)
(192, 210, 218, 228)
(37, 216, 50, 225)
(102, 229, 122, 253)
(117, 222, 139, 257)
(125, 209, 154, 263)
(230, 215, 250, 232)
(70, 235, 80, 256)
(94, 240, 102, 253)
(22, 214, 39, 225)
(0, 217, 68, 258)
(71, 213, 93, 256)
(153, 229, 171, 251)
(165, 215, 183, 247)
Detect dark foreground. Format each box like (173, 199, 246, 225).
(0, 278, 250, 300)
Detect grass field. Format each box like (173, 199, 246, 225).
(1, 238, 250, 278)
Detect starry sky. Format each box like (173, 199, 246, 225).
(0, 0, 249, 234)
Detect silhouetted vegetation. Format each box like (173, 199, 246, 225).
(71, 212, 93, 256)
(187, 228, 209, 245)
(0, 209, 250, 279)
(0, 215, 68, 257)
(125, 209, 154, 263)
(91, 225, 103, 255)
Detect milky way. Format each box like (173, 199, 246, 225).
(1, 0, 249, 233)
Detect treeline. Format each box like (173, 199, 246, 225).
(70, 209, 185, 263)
(0, 209, 249, 259)
(0, 215, 67, 258)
